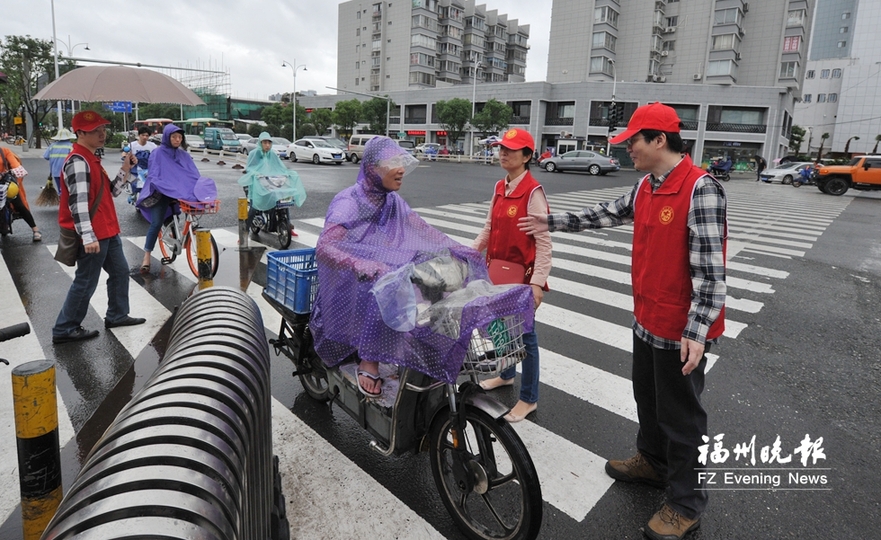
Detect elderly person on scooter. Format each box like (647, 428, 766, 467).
(311, 136, 533, 398)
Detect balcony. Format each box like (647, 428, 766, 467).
(681, 120, 699, 131)
(545, 117, 574, 126)
(405, 117, 427, 125)
(706, 122, 766, 133)
(511, 116, 530, 125)
(589, 117, 611, 127)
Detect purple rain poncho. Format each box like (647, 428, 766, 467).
(310, 136, 534, 383)
(138, 124, 201, 206)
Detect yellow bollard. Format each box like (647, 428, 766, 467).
(238, 197, 250, 249)
(195, 228, 214, 289)
(12, 360, 62, 540)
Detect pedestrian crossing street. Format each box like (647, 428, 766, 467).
(0, 182, 853, 537)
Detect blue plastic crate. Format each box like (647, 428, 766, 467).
(266, 248, 318, 314)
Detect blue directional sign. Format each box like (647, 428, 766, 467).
(103, 101, 133, 113)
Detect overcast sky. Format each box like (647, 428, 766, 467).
(5, 0, 553, 100)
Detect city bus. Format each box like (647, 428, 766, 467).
(179, 118, 234, 136)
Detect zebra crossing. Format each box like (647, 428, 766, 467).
(0, 182, 853, 537)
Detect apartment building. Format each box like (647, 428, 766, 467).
(795, 0, 881, 155)
(336, 0, 529, 93)
(309, 0, 818, 165)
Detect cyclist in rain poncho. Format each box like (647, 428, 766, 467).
(310, 136, 533, 397)
(237, 132, 306, 234)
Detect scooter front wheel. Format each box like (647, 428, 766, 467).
(429, 407, 543, 540)
(276, 216, 292, 249)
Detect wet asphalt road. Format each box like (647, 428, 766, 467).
(1, 143, 880, 539)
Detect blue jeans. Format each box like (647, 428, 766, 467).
(143, 195, 172, 252)
(501, 329, 539, 403)
(53, 235, 131, 336)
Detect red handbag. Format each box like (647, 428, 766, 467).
(488, 259, 527, 285)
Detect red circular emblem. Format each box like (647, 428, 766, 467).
(507, 205, 518, 217)
(659, 206, 674, 224)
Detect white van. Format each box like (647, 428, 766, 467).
(347, 134, 379, 163)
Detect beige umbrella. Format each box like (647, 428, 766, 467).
(33, 65, 205, 105)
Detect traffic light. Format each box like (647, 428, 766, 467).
(608, 102, 619, 131)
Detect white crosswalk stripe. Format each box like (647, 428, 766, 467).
(0, 182, 854, 534)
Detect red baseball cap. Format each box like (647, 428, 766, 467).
(608, 102, 681, 145)
(71, 111, 111, 133)
(492, 128, 535, 152)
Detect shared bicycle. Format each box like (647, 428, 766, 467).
(156, 199, 220, 278)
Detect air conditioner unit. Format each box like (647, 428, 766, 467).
(743, 3, 749, 13)
(560, 130, 571, 137)
(652, 75, 661, 82)
(735, 52, 742, 61)
(660, 50, 669, 56)
(739, 29, 745, 37)
(664, 27, 676, 33)
(693, 73, 702, 80)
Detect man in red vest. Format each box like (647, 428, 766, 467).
(52, 111, 145, 344)
(519, 102, 727, 540)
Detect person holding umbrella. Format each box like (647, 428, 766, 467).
(52, 111, 145, 344)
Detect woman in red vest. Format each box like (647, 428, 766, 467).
(471, 128, 551, 423)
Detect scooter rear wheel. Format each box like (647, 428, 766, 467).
(429, 408, 543, 540)
(294, 325, 329, 401)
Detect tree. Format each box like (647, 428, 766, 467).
(789, 125, 806, 154)
(435, 98, 472, 151)
(138, 103, 181, 121)
(815, 132, 830, 163)
(331, 99, 362, 138)
(361, 96, 395, 136)
(0, 35, 58, 148)
(310, 108, 333, 137)
(471, 98, 512, 139)
(873, 134, 881, 154)
(843, 135, 860, 155)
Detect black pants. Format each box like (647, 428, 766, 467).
(632, 332, 709, 520)
(4, 200, 36, 229)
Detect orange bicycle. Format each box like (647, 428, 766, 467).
(157, 199, 220, 278)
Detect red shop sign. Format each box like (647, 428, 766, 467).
(407, 130, 426, 135)
(436, 131, 447, 136)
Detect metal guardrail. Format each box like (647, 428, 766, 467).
(41, 287, 280, 539)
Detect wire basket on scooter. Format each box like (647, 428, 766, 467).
(461, 314, 527, 376)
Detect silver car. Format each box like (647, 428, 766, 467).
(542, 150, 620, 175)
(759, 161, 813, 184)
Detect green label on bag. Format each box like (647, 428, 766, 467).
(488, 318, 510, 355)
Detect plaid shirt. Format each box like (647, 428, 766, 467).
(62, 155, 127, 245)
(547, 163, 727, 349)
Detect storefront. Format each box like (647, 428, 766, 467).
(701, 141, 762, 170)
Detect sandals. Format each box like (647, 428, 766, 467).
(32, 231, 42, 242)
(357, 369, 383, 397)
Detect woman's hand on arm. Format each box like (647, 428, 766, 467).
(530, 284, 544, 309)
(519, 213, 549, 235)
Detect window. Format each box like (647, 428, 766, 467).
(832, 69, 842, 78)
(589, 56, 614, 75)
(806, 70, 815, 79)
(355, 78, 359, 86)
(788, 9, 806, 27)
(803, 94, 811, 103)
(666, 16, 678, 27)
(410, 33, 436, 49)
(355, 61, 360, 69)
(842, 12, 851, 20)
(708, 59, 734, 76)
(817, 94, 826, 103)
(828, 93, 838, 103)
(663, 40, 676, 52)
(714, 8, 741, 26)
(840, 26, 849, 33)
(592, 31, 617, 51)
(783, 36, 801, 52)
(779, 61, 798, 78)
(594, 6, 619, 27)
(712, 34, 738, 51)
(838, 41, 847, 48)
(820, 69, 830, 79)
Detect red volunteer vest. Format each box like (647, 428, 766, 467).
(631, 156, 726, 341)
(58, 144, 120, 240)
(486, 171, 548, 287)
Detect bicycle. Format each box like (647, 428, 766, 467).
(156, 199, 221, 278)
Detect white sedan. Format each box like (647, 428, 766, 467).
(759, 162, 814, 184)
(288, 138, 345, 164)
(185, 134, 205, 149)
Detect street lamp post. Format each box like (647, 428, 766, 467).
(282, 60, 307, 141)
(469, 61, 482, 157)
(806, 127, 813, 158)
(50, 0, 89, 129)
(606, 59, 617, 155)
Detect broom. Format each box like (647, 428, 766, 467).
(35, 175, 60, 206)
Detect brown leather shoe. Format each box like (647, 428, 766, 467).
(605, 452, 666, 488)
(642, 504, 700, 540)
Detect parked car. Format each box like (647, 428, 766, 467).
(235, 133, 251, 151)
(542, 150, 620, 175)
(203, 127, 241, 153)
(347, 134, 379, 163)
(319, 137, 350, 160)
(759, 161, 813, 184)
(185, 134, 205, 149)
(396, 139, 416, 155)
(288, 138, 345, 164)
(271, 137, 291, 159)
